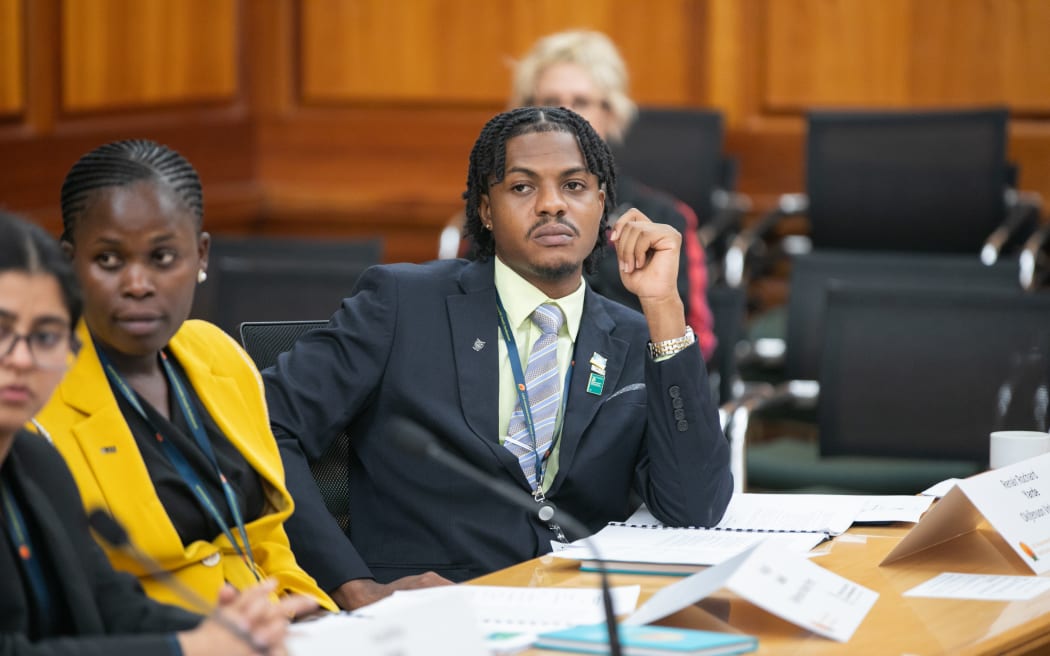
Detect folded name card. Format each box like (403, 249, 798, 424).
(625, 542, 878, 643)
(883, 452, 1050, 574)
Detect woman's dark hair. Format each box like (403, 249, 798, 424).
(463, 106, 617, 273)
(60, 139, 203, 243)
(0, 210, 82, 326)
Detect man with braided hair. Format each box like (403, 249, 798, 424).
(511, 30, 718, 361)
(264, 107, 733, 610)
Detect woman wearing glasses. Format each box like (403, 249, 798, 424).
(0, 211, 314, 654)
(33, 140, 335, 613)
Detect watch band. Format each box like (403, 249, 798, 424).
(648, 326, 695, 359)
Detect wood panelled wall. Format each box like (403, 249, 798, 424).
(299, 0, 704, 106)
(2, 0, 1049, 265)
(763, 0, 1050, 111)
(62, 0, 238, 111)
(0, 0, 23, 117)
(255, 0, 709, 262)
(0, 0, 255, 239)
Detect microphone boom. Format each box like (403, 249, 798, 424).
(88, 509, 265, 654)
(389, 416, 624, 656)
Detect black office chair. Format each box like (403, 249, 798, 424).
(726, 107, 1041, 288)
(239, 320, 327, 369)
(193, 235, 383, 337)
(725, 251, 1025, 491)
(706, 284, 747, 404)
(734, 250, 1023, 403)
(732, 282, 1050, 493)
(239, 319, 351, 532)
(784, 251, 1021, 381)
(612, 107, 749, 260)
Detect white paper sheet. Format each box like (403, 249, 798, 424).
(287, 589, 488, 656)
(623, 546, 754, 627)
(625, 493, 863, 535)
(854, 495, 935, 523)
(920, 478, 962, 499)
(904, 572, 1050, 601)
(357, 584, 640, 633)
(555, 524, 826, 569)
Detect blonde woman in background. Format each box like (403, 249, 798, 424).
(512, 30, 716, 360)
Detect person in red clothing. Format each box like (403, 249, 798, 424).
(509, 30, 716, 361)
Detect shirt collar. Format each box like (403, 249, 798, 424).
(493, 256, 586, 342)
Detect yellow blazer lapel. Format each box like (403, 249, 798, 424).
(168, 326, 290, 518)
(51, 326, 187, 571)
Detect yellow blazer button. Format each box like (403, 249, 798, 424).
(202, 553, 221, 567)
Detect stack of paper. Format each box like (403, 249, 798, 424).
(555, 493, 935, 573)
(355, 584, 641, 654)
(356, 584, 641, 634)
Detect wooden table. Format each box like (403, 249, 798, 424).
(469, 523, 1050, 655)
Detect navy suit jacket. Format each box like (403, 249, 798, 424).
(264, 258, 732, 587)
(0, 431, 200, 655)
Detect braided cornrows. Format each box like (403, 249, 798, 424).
(463, 106, 617, 273)
(60, 140, 203, 242)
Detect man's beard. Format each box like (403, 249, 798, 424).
(531, 260, 581, 281)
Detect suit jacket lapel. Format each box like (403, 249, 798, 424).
(549, 290, 629, 496)
(56, 330, 184, 566)
(169, 334, 287, 513)
(448, 261, 499, 442)
(446, 261, 530, 483)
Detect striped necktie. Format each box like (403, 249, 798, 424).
(505, 303, 565, 491)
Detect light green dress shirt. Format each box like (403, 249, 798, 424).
(494, 257, 586, 493)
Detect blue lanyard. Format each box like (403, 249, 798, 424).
(96, 347, 260, 580)
(1, 477, 54, 620)
(495, 294, 573, 492)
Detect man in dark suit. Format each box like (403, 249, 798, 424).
(263, 107, 733, 610)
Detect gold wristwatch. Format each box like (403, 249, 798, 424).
(648, 326, 695, 359)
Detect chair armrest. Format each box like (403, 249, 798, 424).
(700, 192, 752, 285)
(981, 190, 1043, 265)
(700, 190, 753, 245)
(720, 379, 820, 492)
(734, 337, 787, 373)
(698, 202, 745, 251)
(438, 222, 464, 259)
(1020, 221, 1050, 291)
(724, 193, 808, 288)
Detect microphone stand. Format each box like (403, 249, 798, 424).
(88, 509, 266, 654)
(390, 417, 623, 656)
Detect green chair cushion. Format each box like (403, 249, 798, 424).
(746, 305, 787, 341)
(747, 437, 983, 494)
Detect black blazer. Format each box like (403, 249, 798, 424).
(264, 259, 733, 587)
(0, 430, 200, 655)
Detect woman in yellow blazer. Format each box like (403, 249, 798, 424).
(35, 140, 335, 613)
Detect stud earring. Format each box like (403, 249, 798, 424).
(197, 269, 208, 284)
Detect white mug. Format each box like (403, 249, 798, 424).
(989, 430, 1050, 469)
